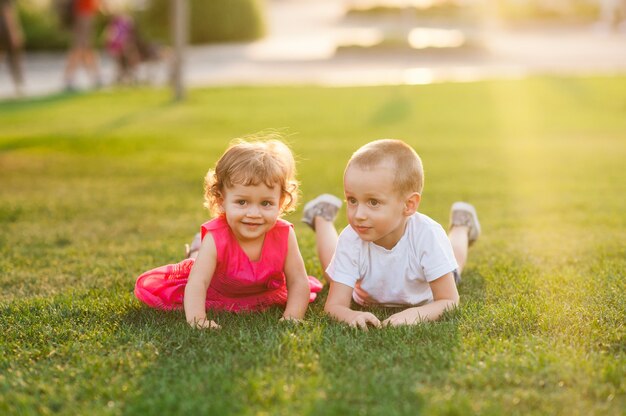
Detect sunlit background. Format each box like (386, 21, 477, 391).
(1, 0, 625, 97)
(2, 2, 625, 415)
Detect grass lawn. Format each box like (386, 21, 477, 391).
(1, 76, 624, 415)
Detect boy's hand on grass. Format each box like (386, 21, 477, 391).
(189, 318, 221, 330)
(349, 311, 381, 330)
(383, 309, 420, 327)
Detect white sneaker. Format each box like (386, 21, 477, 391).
(449, 202, 481, 245)
(301, 194, 342, 231)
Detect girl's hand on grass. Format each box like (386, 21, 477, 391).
(279, 316, 303, 323)
(189, 318, 221, 330)
(349, 311, 381, 330)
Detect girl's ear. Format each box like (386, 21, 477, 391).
(404, 192, 421, 216)
(278, 193, 289, 215)
(216, 192, 225, 213)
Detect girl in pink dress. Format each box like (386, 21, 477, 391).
(135, 138, 323, 329)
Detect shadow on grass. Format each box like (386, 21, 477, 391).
(0, 91, 82, 113)
(0, 100, 172, 153)
(119, 291, 465, 415)
(368, 91, 413, 126)
(0, 283, 469, 414)
(91, 100, 175, 138)
(119, 305, 317, 414)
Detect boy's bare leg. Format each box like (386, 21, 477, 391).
(313, 217, 338, 273)
(301, 194, 343, 280)
(448, 225, 469, 275)
(448, 202, 481, 279)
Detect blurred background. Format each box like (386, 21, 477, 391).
(1, 0, 625, 99)
(1, 4, 625, 414)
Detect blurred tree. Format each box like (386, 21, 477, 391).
(492, 0, 598, 21)
(171, 0, 186, 101)
(18, 0, 69, 50)
(137, 0, 266, 45)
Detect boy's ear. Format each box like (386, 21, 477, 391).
(403, 192, 421, 216)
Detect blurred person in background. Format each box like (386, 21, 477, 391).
(105, 12, 140, 83)
(596, 0, 626, 32)
(63, 0, 104, 91)
(0, 0, 24, 97)
(104, 10, 170, 85)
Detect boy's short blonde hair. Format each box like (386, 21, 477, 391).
(204, 137, 299, 217)
(347, 139, 424, 196)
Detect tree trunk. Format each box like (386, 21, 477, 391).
(171, 0, 188, 101)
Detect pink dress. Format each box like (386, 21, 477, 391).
(134, 216, 323, 312)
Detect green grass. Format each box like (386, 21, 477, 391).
(1, 77, 625, 415)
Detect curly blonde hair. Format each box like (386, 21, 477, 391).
(204, 137, 299, 217)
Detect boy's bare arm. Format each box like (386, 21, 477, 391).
(383, 273, 459, 326)
(324, 281, 381, 330)
(184, 235, 220, 329)
(282, 228, 311, 320)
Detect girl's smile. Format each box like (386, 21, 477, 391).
(220, 182, 283, 245)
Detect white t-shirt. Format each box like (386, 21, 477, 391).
(326, 212, 458, 307)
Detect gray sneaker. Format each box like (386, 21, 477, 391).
(449, 202, 481, 246)
(301, 194, 343, 231)
(185, 232, 201, 258)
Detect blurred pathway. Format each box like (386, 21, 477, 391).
(2, 0, 626, 99)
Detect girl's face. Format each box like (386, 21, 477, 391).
(219, 182, 283, 244)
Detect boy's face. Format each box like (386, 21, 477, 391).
(344, 162, 410, 250)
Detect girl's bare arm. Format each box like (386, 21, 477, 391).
(282, 228, 311, 320)
(184, 234, 220, 329)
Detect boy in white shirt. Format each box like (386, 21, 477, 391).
(302, 139, 480, 329)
